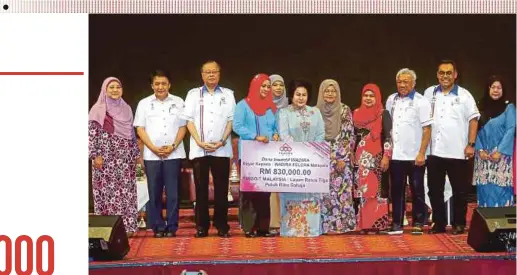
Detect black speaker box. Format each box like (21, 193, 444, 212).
(88, 215, 130, 261)
(467, 207, 516, 252)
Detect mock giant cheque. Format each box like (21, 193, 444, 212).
(240, 140, 330, 193)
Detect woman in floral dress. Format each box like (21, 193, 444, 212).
(277, 79, 326, 237)
(352, 83, 392, 233)
(316, 79, 356, 234)
(473, 75, 515, 207)
(89, 77, 140, 236)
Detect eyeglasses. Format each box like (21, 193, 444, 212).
(202, 70, 220, 75)
(438, 71, 454, 76)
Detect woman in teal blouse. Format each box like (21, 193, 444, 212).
(276, 79, 325, 237)
(233, 73, 279, 237)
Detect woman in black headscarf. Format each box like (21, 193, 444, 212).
(473, 75, 516, 207)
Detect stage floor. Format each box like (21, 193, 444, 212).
(89, 206, 514, 272)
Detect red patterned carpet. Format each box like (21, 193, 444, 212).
(89, 204, 511, 266)
(94, 223, 506, 264)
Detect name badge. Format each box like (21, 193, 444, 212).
(220, 97, 226, 105)
(453, 97, 460, 105)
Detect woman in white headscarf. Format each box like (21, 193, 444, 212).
(316, 79, 356, 234)
(268, 74, 288, 235)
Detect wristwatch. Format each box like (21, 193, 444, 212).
(220, 139, 227, 146)
(468, 142, 475, 147)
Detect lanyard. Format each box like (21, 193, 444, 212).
(390, 95, 400, 117)
(199, 88, 205, 143)
(199, 88, 207, 156)
(429, 89, 439, 155)
(255, 115, 261, 136)
(430, 90, 438, 119)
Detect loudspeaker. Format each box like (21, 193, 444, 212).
(467, 207, 516, 252)
(88, 215, 129, 261)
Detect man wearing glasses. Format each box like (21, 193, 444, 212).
(181, 61, 236, 238)
(423, 60, 480, 235)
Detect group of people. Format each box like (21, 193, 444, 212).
(88, 59, 515, 239)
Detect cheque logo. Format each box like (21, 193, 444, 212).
(279, 143, 293, 156)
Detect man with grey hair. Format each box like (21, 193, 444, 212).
(384, 68, 432, 235)
(181, 61, 235, 238)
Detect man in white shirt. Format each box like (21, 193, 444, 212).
(180, 61, 235, 238)
(134, 70, 187, 238)
(423, 60, 480, 235)
(385, 68, 432, 235)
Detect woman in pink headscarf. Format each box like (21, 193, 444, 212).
(88, 77, 140, 236)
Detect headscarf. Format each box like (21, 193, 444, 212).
(353, 83, 384, 155)
(245, 73, 277, 116)
(88, 77, 134, 140)
(478, 75, 511, 129)
(269, 74, 289, 109)
(316, 79, 343, 141)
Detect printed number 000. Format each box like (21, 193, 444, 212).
(0, 235, 54, 275)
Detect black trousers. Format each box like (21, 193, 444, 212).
(240, 192, 271, 232)
(390, 160, 427, 227)
(238, 161, 271, 232)
(427, 155, 469, 227)
(192, 156, 230, 233)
